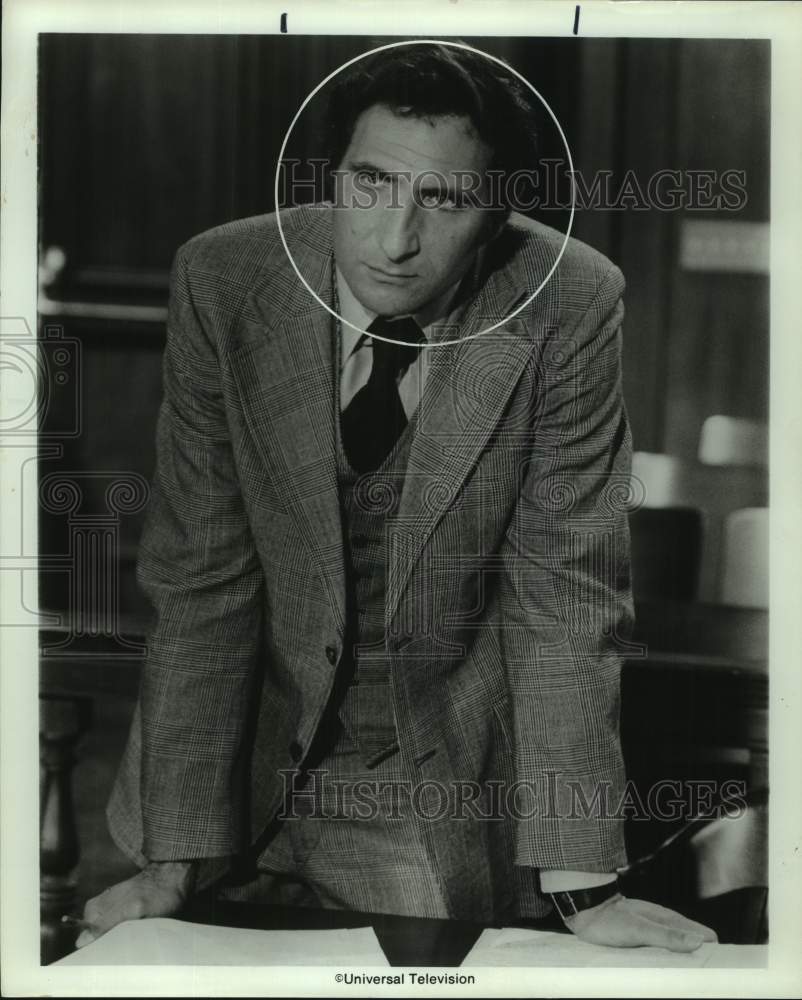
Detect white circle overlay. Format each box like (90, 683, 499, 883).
(274, 38, 576, 348)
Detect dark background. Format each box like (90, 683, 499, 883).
(37, 34, 769, 911)
(37, 34, 770, 614)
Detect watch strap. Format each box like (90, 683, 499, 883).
(549, 879, 620, 919)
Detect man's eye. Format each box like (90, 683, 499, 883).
(419, 191, 462, 211)
(355, 170, 384, 186)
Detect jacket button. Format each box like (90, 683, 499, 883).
(289, 740, 303, 762)
(325, 645, 337, 665)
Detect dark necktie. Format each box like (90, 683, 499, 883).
(341, 316, 426, 473)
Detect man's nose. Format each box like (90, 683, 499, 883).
(377, 198, 420, 263)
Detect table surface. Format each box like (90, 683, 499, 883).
(177, 894, 567, 967)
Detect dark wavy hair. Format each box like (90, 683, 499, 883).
(326, 42, 540, 184)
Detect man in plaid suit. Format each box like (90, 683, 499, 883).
(80, 43, 714, 951)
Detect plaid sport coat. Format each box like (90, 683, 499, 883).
(108, 204, 635, 921)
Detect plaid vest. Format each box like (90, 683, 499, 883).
(334, 335, 419, 766)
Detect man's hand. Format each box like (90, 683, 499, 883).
(563, 893, 718, 952)
(75, 860, 197, 948)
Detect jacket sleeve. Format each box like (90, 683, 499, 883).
(499, 262, 634, 874)
(136, 246, 265, 862)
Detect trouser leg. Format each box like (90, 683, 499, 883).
(221, 724, 449, 919)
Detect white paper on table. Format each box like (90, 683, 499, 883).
(53, 918, 390, 966)
(461, 927, 768, 968)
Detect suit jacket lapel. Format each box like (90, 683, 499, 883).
(228, 209, 347, 637)
(387, 231, 555, 627)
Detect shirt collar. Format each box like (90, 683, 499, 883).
(335, 265, 463, 362)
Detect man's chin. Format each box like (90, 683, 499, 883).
(348, 281, 430, 320)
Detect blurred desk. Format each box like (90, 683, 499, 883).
(624, 601, 767, 775)
(175, 854, 768, 962)
(54, 906, 766, 968)
(622, 601, 768, 867)
(631, 600, 767, 667)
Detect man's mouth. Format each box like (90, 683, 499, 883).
(364, 264, 417, 283)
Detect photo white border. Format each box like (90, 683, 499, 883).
(2, 1, 801, 996)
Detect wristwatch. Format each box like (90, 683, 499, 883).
(549, 879, 621, 920)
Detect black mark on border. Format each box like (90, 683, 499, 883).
(573, 5, 580, 35)
(281, 12, 288, 33)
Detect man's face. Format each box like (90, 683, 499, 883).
(332, 104, 499, 318)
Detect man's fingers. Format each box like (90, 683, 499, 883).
(626, 913, 706, 952)
(571, 902, 710, 952)
(79, 884, 141, 945)
(569, 898, 718, 952)
(74, 869, 188, 950)
(82, 896, 120, 936)
(74, 929, 96, 949)
(626, 898, 718, 942)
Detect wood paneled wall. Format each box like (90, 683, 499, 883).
(39, 34, 579, 275)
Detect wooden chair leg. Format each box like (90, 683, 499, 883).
(39, 693, 91, 964)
